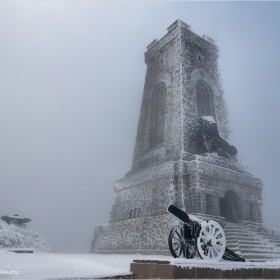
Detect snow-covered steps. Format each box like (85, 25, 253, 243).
(224, 222, 280, 262)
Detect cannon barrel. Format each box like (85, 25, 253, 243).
(168, 205, 191, 224)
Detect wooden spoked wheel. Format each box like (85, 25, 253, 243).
(168, 225, 196, 259)
(196, 220, 226, 261)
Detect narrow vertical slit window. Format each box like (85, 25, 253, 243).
(152, 85, 166, 147)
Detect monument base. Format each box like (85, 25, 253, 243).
(91, 213, 226, 255)
(91, 214, 280, 262)
(91, 214, 177, 254)
(131, 259, 280, 279)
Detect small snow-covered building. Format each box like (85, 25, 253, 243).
(91, 20, 279, 261)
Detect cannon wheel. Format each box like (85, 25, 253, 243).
(195, 220, 226, 261)
(168, 225, 196, 259)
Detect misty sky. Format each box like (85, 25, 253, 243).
(1, 1, 280, 253)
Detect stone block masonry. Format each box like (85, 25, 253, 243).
(130, 260, 280, 279)
(91, 19, 264, 254)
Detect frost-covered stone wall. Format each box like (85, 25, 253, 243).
(131, 21, 184, 171)
(109, 153, 263, 225)
(93, 214, 178, 254)
(110, 161, 175, 223)
(91, 20, 264, 254)
(181, 27, 232, 153)
(0, 222, 50, 252)
(131, 20, 232, 174)
(181, 154, 263, 223)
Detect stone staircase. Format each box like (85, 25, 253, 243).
(224, 222, 280, 262)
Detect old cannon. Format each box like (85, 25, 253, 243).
(168, 205, 245, 262)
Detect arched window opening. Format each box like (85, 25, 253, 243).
(196, 81, 215, 118)
(250, 202, 258, 223)
(220, 191, 241, 222)
(219, 197, 232, 222)
(152, 85, 166, 147)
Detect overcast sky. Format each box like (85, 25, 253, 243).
(1, 1, 280, 253)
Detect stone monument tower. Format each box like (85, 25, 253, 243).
(91, 20, 263, 255)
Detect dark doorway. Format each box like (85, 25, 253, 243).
(220, 197, 232, 222)
(250, 202, 258, 222)
(220, 191, 241, 222)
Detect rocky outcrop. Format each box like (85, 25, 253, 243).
(0, 221, 50, 252)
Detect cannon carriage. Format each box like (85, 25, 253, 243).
(168, 205, 245, 262)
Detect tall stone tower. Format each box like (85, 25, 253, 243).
(91, 20, 263, 255)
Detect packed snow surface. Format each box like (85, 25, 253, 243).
(0, 250, 170, 279)
(1, 250, 280, 279)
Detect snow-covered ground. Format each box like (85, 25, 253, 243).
(1, 250, 280, 279)
(0, 250, 172, 279)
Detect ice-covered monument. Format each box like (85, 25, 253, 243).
(91, 20, 280, 261)
(0, 214, 50, 252)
